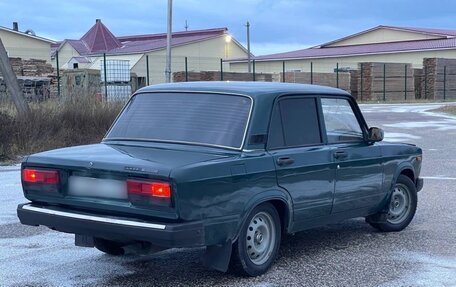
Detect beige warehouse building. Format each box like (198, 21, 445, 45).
(53, 19, 249, 84)
(0, 22, 55, 62)
(229, 25, 456, 73)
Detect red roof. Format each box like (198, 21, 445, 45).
(316, 25, 456, 48)
(229, 25, 456, 62)
(56, 21, 228, 56)
(379, 25, 456, 37)
(80, 19, 122, 53)
(250, 37, 456, 61)
(117, 28, 227, 42)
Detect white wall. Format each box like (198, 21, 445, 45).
(326, 28, 443, 47)
(229, 49, 456, 74)
(53, 42, 80, 68)
(132, 35, 248, 83)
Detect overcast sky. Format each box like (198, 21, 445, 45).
(1, 0, 456, 55)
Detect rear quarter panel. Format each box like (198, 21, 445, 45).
(170, 152, 288, 245)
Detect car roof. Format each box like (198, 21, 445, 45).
(136, 81, 351, 99)
(135, 82, 354, 151)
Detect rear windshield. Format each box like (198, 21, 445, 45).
(105, 92, 252, 149)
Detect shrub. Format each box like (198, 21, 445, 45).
(0, 98, 123, 161)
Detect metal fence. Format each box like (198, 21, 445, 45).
(50, 52, 234, 102)
(2, 45, 456, 104)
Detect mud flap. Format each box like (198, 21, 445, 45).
(365, 212, 387, 224)
(202, 240, 232, 272)
(366, 189, 393, 224)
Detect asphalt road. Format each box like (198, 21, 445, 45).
(1, 103, 455, 287)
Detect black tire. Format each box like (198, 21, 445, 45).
(94, 238, 125, 256)
(230, 202, 281, 277)
(368, 174, 417, 232)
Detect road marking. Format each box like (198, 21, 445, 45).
(422, 176, 456, 181)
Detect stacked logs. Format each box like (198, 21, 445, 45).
(357, 62, 414, 101)
(421, 58, 456, 100)
(0, 57, 53, 77)
(22, 59, 54, 76)
(349, 70, 359, 99)
(173, 71, 273, 82)
(9, 57, 23, 75)
(0, 57, 55, 100)
(282, 71, 351, 93)
(413, 68, 423, 100)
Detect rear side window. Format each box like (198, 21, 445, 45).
(268, 97, 322, 149)
(321, 98, 364, 143)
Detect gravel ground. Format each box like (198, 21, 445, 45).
(0, 103, 455, 287)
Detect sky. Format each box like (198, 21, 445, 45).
(1, 0, 456, 55)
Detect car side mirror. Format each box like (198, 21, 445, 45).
(367, 127, 384, 142)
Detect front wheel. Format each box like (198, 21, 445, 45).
(368, 174, 417, 232)
(230, 203, 281, 276)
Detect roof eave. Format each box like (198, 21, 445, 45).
(0, 26, 56, 44)
(88, 34, 240, 57)
(229, 46, 456, 63)
(317, 25, 453, 48)
(117, 27, 228, 41)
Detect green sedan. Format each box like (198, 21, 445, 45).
(17, 81, 423, 276)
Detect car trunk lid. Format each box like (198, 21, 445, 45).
(23, 143, 232, 220)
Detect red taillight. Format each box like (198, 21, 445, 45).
(22, 168, 59, 184)
(127, 180, 171, 198)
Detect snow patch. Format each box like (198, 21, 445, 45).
(0, 164, 20, 172)
(360, 104, 447, 114)
(383, 132, 421, 142)
(0, 232, 135, 286)
(382, 252, 456, 287)
(0, 169, 24, 225)
(384, 120, 456, 130)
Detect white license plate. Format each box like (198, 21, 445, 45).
(68, 176, 127, 199)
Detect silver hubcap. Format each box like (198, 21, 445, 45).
(387, 184, 411, 224)
(246, 211, 276, 265)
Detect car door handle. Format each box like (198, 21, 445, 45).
(277, 157, 295, 166)
(334, 151, 348, 160)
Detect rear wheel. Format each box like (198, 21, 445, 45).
(368, 174, 417, 232)
(94, 238, 125, 256)
(230, 203, 281, 276)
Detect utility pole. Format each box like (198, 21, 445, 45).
(0, 38, 29, 117)
(165, 0, 173, 83)
(185, 20, 189, 31)
(246, 21, 251, 73)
